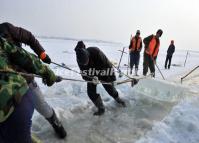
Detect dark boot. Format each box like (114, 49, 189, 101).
(93, 95, 105, 116)
(131, 78, 139, 87)
(151, 72, 155, 78)
(46, 110, 67, 139)
(118, 69, 123, 78)
(130, 68, 133, 74)
(135, 68, 138, 76)
(114, 97, 126, 107)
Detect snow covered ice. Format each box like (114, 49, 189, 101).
(29, 38, 199, 143)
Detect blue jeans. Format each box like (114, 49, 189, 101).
(0, 89, 34, 143)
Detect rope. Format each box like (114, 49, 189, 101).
(0, 69, 111, 85)
(52, 61, 136, 84)
(51, 61, 154, 86)
(60, 77, 112, 85)
(52, 61, 134, 83)
(0, 69, 40, 78)
(52, 61, 95, 81)
(0, 69, 151, 86)
(52, 62, 79, 74)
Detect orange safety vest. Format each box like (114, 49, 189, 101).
(130, 36, 142, 51)
(145, 36, 160, 58)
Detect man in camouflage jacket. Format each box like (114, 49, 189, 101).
(0, 22, 66, 139)
(0, 37, 57, 143)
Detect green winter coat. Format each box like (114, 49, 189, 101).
(0, 37, 56, 122)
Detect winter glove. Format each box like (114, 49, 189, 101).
(109, 73, 117, 81)
(150, 56, 156, 64)
(42, 54, 51, 64)
(55, 76, 62, 82)
(42, 67, 56, 86)
(92, 76, 100, 85)
(40, 52, 51, 64)
(152, 57, 156, 64)
(105, 75, 116, 82)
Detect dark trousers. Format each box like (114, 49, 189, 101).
(0, 89, 34, 143)
(165, 55, 172, 69)
(87, 83, 119, 104)
(143, 52, 155, 76)
(130, 52, 140, 69)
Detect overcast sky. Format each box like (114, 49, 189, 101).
(1, 0, 199, 50)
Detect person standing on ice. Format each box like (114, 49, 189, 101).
(0, 22, 66, 138)
(165, 40, 175, 69)
(129, 30, 142, 75)
(75, 41, 126, 116)
(143, 29, 163, 77)
(0, 37, 60, 142)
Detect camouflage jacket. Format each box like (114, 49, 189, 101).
(0, 37, 55, 122)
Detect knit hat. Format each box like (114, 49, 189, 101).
(74, 41, 89, 65)
(75, 41, 85, 49)
(156, 29, 163, 37)
(136, 30, 140, 34)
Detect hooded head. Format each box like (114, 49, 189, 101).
(136, 30, 140, 35)
(75, 41, 86, 49)
(156, 29, 163, 37)
(74, 41, 89, 65)
(0, 23, 8, 38)
(171, 40, 174, 44)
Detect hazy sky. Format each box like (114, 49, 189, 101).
(1, 0, 199, 50)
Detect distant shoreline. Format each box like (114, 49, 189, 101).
(37, 35, 123, 46)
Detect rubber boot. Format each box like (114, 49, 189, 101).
(46, 110, 67, 139)
(93, 95, 105, 116)
(114, 97, 126, 107)
(130, 68, 133, 75)
(135, 68, 138, 76)
(118, 69, 123, 78)
(131, 78, 139, 87)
